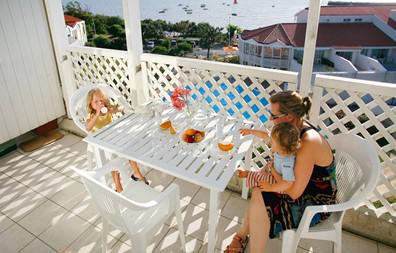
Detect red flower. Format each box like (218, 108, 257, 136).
(171, 87, 191, 111)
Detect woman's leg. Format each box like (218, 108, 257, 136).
(249, 187, 270, 253)
(224, 198, 250, 252)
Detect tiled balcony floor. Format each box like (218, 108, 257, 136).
(0, 132, 395, 253)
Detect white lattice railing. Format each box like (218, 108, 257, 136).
(64, 46, 396, 217)
(141, 53, 298, 174)
(312, 74, 396, 217)
(65, 45, 134, 105)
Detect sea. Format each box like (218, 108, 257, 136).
(62, 0, 395, 30)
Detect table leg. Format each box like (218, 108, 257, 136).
(93, 146, 105, 168)
(208, 189, 220, 253)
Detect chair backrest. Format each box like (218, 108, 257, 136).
(328, 134, 380, 209)
(73, 167, 176, 237)
(74, 168, 141, 232)
(69, 83, 132, 133)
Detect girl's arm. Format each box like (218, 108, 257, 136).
(109, 104, 124, 113)
(239, 128, 270, 140)
(86, 112, 100, 132)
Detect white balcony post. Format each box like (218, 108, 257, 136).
(122, 0, 147, 106)
(44, 0, 77, 118)
(299, 0, 321, 96)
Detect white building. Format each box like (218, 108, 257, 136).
(65, 15, 87, 46)
(239, 4, 396, 82)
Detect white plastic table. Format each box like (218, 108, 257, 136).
(84, 109, 254, 252)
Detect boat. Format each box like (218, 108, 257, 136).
(231, 13, 237, 16)
(203, 8, 208, 10)
(186, 11, 192, 14)
(178, 3, 182, 6)
(200, 4, 206, 7)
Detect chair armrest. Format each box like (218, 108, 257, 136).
(295, 202, 352, 235)
(120, 183, 179, 210)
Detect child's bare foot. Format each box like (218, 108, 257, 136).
(238, 169, 249, 178)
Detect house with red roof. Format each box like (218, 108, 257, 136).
(239, 4, 396, 81)
(64, 15, 87, 46)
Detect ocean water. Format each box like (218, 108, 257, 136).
(62, 0, 393, 30)
(62, 0, 308, 30)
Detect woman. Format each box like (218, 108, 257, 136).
(224, 91, 337, 253)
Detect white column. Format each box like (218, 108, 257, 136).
(44, 0, 76, 118)
(299, 0, 321, 96)
(122, 0, 148, 106)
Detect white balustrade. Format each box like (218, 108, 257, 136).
(64, 46, 395, 218)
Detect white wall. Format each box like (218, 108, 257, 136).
(329, 52, 358, 72)
(372, 15, 396, 41)
(0, 0, 65, 144)
(290, 58, 302, 72)
(356, 54, 387, 72)
(319, 15, 373, 23)
(67, 21, 87, 46)
(315, 71, 396, 83)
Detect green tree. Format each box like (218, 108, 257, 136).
(159, 39, 171, 49)
(108, 24, 124, 38)
(141, 19, 165, 41)
(93, 35, 111, 48)
(152, 46, 169, 55)
(110, 37, 126, 50)
(226, 24, 242, 45)
(197, 23, 223, 59)
(176, 41, 192, 56)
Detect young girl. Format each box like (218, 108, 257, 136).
(238, 122, 300, 192)
(86, 88, 149, 192)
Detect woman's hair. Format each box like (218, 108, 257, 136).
(86, 88, 109, 114)
(271, 122, 300, 154)
(270, 91, 312, 119)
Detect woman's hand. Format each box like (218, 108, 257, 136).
(239, 128, 251, 136)
(258, 180, 271, 192)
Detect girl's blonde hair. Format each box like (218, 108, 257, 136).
(86, 88, 110, 115)
(270, 91, 312, 119)
(271, 122, 300, 155)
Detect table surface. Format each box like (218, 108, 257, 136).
(84, 108, 254, 191)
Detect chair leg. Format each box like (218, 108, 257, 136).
(281, 230, 298, 253)
(333, 223, 343, 253)
(175, 207, 186, 252)
(102, 218, 110, 253)
(132, 236, 147, 253)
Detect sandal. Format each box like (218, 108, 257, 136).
(224, 234, 249, 253)
(131, 174, 150, 185)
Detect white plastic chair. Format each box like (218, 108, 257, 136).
(281, 133, 380, 253)
(69, 83, 132, 169)
(72, 159, 186, 253)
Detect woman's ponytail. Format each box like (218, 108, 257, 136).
(302, 96, 312, 118)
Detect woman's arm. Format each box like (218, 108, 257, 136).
(239, 128, 270, 140)
(259, 178, 293, 192)
(259, 169, 293, 192)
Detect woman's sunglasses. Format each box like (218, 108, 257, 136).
(267, 109, 287, 120)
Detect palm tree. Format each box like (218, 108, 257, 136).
(197, 23, 223, 59)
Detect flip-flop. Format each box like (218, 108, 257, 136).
(223, 234, 249, 253)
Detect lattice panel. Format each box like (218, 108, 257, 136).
(316, 88, 396, 217)
(68, 50, 134, 105)
(144, 60, 297, 172)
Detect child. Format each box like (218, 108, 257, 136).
(238, 122, 300, 192)
(86, 88, 149, 192)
